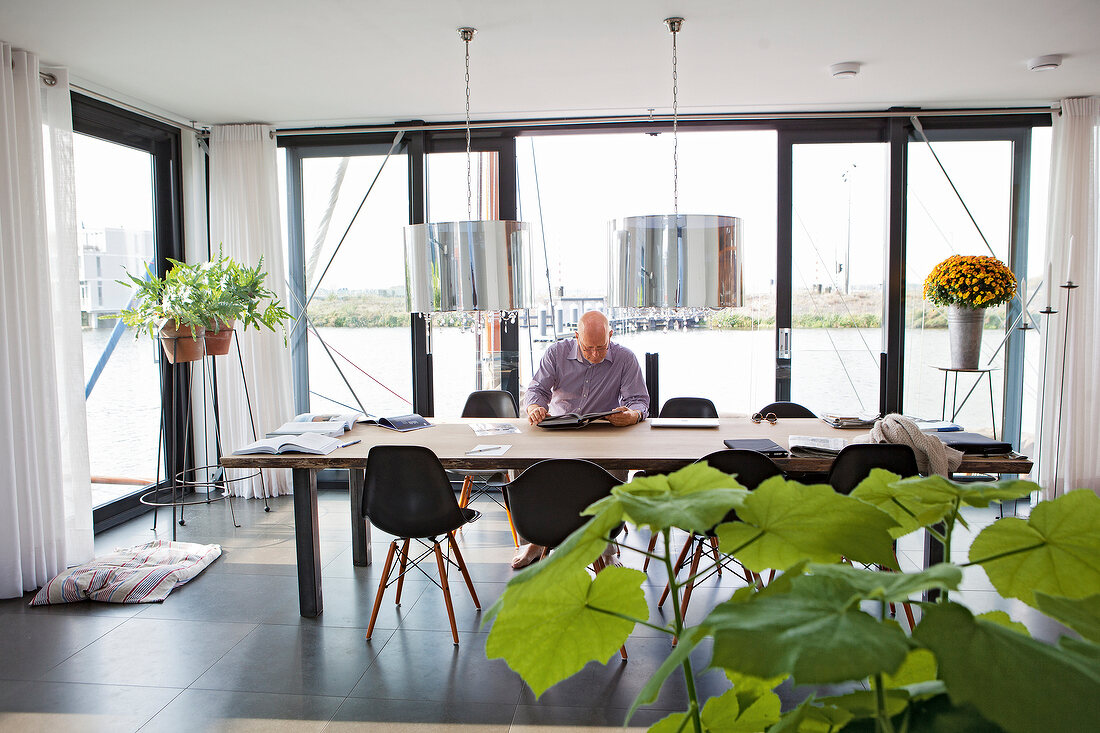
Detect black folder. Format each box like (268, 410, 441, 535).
(722, 438, 789, 458)
(937, 432, 1013, 454)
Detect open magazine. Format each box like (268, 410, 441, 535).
(233, 433, 342, 455)
(537, 409, 619, 429)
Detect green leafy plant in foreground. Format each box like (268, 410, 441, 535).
(484, 463, 1100, 732)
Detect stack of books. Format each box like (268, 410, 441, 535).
(268, 412, 361, 438)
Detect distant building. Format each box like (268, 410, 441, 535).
(79, 225, 153, 328)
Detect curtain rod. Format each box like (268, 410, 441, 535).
(275, 105, 1059, 137)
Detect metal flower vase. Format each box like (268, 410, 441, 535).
(947, 304, 985, 369)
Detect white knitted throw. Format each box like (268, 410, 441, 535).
(859, 413, 964, 477)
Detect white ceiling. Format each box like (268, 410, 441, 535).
(2, 0, 1097, 128)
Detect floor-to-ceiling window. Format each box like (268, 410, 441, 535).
(71, 94, 185, 530)
(279, 142, 413, 419)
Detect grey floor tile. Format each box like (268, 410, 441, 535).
(0, 613, 126, 680)
(0, 679, 181, 733)
(326, 698, 515, 731)
(397, 581, 503, 633)
(262, 575, 430, 630)
(139, 689, 342, 732)
(40, 617, 255, 688)
(349, 629, 524, 705)
(137, 572, 300, 623)
(191, 624, 383, 697)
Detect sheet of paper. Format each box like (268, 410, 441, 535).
(469, 422, 522, 436)
(464, 444, 511, 456)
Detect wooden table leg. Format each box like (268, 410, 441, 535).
(293, 468, 323, 617)
(349, 468, 372, 566)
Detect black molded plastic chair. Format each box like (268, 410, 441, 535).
(659, 397, 719, 418)
(457, 390, 520, 546)
(462, 390, 519, 419)
(363, 445, 481, 645)
(826, 443, 920, 629)
(758, 401, 817, 418)
(827, 443, 919, 495)
(659, 450, 784, 618)
(503, 459, 627, 659)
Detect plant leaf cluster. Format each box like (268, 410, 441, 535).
(117, 247, 290, 341)
(485, 459, 1100, 733)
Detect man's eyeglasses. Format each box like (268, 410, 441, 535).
(579, 344, 609, 355)
(751, 412, 778, 424)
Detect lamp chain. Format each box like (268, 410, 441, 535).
(464, 32, 473, 220)
(669, 18, 680, 220)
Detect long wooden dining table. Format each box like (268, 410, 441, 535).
(221, 417, 1032, 617)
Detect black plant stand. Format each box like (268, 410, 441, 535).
(141, 331, 267, 539)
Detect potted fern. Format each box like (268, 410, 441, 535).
(118, 259, 209, 363)
(201, 251, 290, 355)
(118, 253, 290, 362)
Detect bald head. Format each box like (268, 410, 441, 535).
(576, 311, 612, 364)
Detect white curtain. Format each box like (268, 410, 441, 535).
(1038, 97, 1100, 498)
(209, 124, 293, 497)
(0, 43, 94, 598)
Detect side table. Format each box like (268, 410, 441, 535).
(936, 366, 998, 439)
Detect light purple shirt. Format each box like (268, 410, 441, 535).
(523, 339, 650, 419)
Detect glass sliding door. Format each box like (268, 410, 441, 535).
(282, 146, 413, 419)
(903, 138, 1016, 436)
(789, 142, 887, 415)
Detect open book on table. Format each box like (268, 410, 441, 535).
(537, 409, 620, 429)
(233, 433, 343, 456)
(268, 412, 363, 437)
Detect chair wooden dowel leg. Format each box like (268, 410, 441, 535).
(505, 507, 520, 547)
(679, 541, 704, 623)
(447, 532, 480, 609)
(434, 542, 460, 645)
(458, 476, 473, 508)
(708, 537, 722, 577)
(902, 601, 917, 630)
(366, 540, 397, 641)
(619, 644, 628, 661)
(672, 535, 693, 574)
(642, 534, 659, 571)
(395, 538, 410, 605)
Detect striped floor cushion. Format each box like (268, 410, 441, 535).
(29, 540, 221, 605)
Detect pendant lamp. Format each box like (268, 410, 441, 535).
(405, 28, 532, 313)
(607, 18, 744, 309)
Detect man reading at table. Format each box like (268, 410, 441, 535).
(513, 310, 650, 568)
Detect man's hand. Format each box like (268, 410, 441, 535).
(526, 404, 548, 425)
(606, 406, 641, 427)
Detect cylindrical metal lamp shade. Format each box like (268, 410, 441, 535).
(404, 220, 532, 312)
(607, 214, 744, 308)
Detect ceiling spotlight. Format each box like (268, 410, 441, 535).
(830, 62, 861, 79)
(1027, 54, 1063, 72)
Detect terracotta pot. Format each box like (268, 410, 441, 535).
(947, 304, 985, 369)
(159, 321, 206, 363)
(204, 319, 235, 356)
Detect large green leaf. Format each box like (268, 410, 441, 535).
(612, 462, 749, 534)
(913, 601, 1100, 733)
(1034, 591, 1100, 642)
(485, 565, 647, 696)
(968, 488, 1100, 607)
(700, 685, 782, 733)
(974, 610, 1030, 636)
(705, 572, 910, 684)
(714, 478, 899, 571)
(882, 648, 938, 688)
(891, 475, 1037, 511)
(850, 468, 939, 536)
(805, 562, 961, 601)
